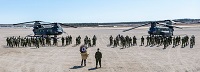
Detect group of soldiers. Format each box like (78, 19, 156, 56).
(6, 36, 44, 48)
(109, 35, 137, 48)
(75, 35, 97, 47)
(109, 34, 195, 49)
(6, 35, 98, 48)
(61, 35, 72, 46)
(6, 35, 73, 48)
(84, 35, 97, 47)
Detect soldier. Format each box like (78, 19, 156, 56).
(69, 35, 72, 44)
(84, 36, 88, 45)
(141, 36, 144, 46)
(191, 35, 195, 45)
(35, 38, 40, 48)
(129, 37, 132, 47)
(61, 36, 65, 46)
(113, 39, 117, 47)
(181, 37, 185, 48)
(66, 36, 69, 45)
(172, 37, 176, 48)
(109, 35, 113, 46)
(88, 38, 92, 47)
(163, 39, 167, 49)
(95, 48, 102, 68)
(92, 35, 97, 46)
(78, 35, 81, 45)
(132, 36, 137, 46)
(190, 37, 194, 48)
(41, 37, 45, 46)
(53, 37, 57, 46)
(6, 37, 9, 46)
(146, 36, 150, 46)
(28, 38, 32, 47)
(76, 37, 78, 45)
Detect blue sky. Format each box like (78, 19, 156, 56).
(0, 0, 199, 23)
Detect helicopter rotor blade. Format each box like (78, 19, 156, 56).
(123, 23, 149, 32)
(157, 23, 182, 29)
(171, 25, 182, 29)
(60, 23, 77, 28)
(13, 21, 51, 25)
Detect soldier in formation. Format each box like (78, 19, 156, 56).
(92, 35, 97, 46)
(141, 36, 144, 46)
(76, 35, 81, 45)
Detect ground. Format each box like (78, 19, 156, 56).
(0, 24, 200, 72)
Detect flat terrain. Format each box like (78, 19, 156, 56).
(0, 24, 200, 72)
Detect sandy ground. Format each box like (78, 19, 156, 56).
(0, 24, 200, 72)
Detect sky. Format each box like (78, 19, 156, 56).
(0, 0, 199, 23)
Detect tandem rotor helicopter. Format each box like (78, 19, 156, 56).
(123, 20, 183, 36)
(13, 21, 77, 37)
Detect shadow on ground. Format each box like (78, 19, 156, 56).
(88, 67, 97, 70)
(69, 66, 83, 69)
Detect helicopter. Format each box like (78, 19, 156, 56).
(123, 20, 183, 36)
(13, 21, 77, 37)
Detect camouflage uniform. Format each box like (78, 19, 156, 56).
(92, 35, 97, 46)
(95, 48, 102, 68)
(141, 36, 144, 46)
(61, 37, 65, 46)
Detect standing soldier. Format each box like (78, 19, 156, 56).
(88, 38, 92, 47)
(28, 38, 31, 47)
(6, 37, 9, 46)
(61, 36, 65, 46)
(141, 36, 144, 46)
(163, 39, 167, 49)
(84, 36, 88, 45)
(113, 39, 117, 47)
(129, 37, 132, 47)
(190, 37, 194, 48)
(146, 36, 150, 46)
(42, 37, 45, 46)
(132, 36, 137, 46)
(181, 37, 185, 48)
(78, 35, 81, 45)
(109, 35, 113, 46)
(172, 37, 176, 48)
(191, 35, 195, 45)
(95, 48, 102, 69)
(92, 35, 97, 46)
(76, 37, 79, 45)
(35, 38, 40, 48)
(53, 37, 57, 46)
(69, 35, 72, 44)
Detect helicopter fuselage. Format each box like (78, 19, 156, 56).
(148, 26, 173, 36)
(33, 23, 64, 35)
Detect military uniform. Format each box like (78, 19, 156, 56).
(92, 35, 97, 46)
(141, 36, 144, 46)
(61, 37, 65, 46)
(109, 36, 113, 46)
(95, 48, 102, 68)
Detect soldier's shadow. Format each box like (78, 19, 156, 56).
(88, 67, 97, 70)
(69, 66, 83, 69)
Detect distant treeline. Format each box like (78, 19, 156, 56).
(64, 21, 148, 27)
(0, 18, 199, 27)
